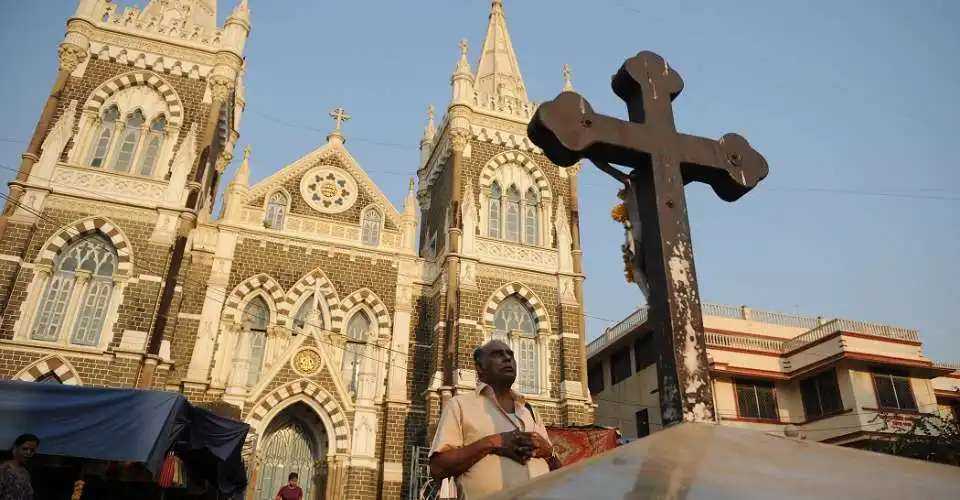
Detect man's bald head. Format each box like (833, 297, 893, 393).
(474, 339, 516, 388)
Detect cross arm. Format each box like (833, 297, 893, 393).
(528, 92, 768, 201)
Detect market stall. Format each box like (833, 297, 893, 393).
(0, 381, 249, 499)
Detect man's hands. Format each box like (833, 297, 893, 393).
(489, 431, 553, 464)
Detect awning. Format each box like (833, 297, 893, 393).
(0, 381, 249, 495)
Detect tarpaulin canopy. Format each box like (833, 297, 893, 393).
(489, 423, 960, 499)
(0, 381, 250, 495)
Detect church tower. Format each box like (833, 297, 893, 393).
(416, 0, 593, 430)
(0, 0, 249, 388)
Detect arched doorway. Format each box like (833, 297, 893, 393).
(253, 402, 328, 500)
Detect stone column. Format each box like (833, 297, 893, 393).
(441, 128, 469, 387)
(324, 455, 349, 500)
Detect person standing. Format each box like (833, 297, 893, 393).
(430, 340, 562, 499)
(274, 472, 303, 500)
(0, 434, 39, 500)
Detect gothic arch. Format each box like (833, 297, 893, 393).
(279, 268, 341, 328)
(35, 216, 134, 277)
(15, 355, 82, 386)
(247, 379, 351, 454)
(338, 288, 391, 339)
(482, 282, 552, 335)
(83, 70, 184, 127)
(479, 150, 553, 201)
(222, 274, 285, 324)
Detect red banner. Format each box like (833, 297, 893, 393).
(546, 426, 620, 467)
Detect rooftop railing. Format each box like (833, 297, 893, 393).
(589, 304, 924, 359)
(933, 360, 960, 372)
(782, 318, 920, 352)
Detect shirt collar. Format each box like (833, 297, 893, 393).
(475, 380, 526, 406)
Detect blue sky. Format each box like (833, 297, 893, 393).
(1, 1, 957, 359)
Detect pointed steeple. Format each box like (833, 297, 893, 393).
(232, 145, 251, 187)
(222, 145, 250, 222)
(229, 0, 250, 23)
(475, 0, 528, 102)
(403, 178, 418, 217)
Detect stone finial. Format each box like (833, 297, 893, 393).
(562, 64, 574, 92)
(422, 104, 437, 144)
(230, 0, 250, 21)
(455, 38, 472, 76)
(403, 178, 418, 216)
(233, 145, 251, 186)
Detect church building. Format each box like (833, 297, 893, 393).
(0, 1, 593, 498)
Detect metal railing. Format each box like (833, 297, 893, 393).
(782, 318, 920, 352)
(586, 307, 648, 357)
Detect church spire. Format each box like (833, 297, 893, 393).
(475, 0, 528, 103)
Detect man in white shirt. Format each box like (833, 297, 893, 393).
(429, 340, 561, 498)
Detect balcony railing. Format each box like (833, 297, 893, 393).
(782, 319, 920, 352)
(589, 304, 924, 360)
(705, 332, 785, 353)
(934, 360, 960, 372)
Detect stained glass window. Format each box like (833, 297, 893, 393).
(136, 116, 166, 176)
(112, 110, 146, 172)
(264, 192, 288, 230)
(523, 187, 539, 245)
(361, 209, 382, 246)
(493, 296, 539, 394)
(342, 312, 371, 396)
(488, 182, 502, 238)
(89, 106, 119, 168)
(33, 235, 118, 346)
(242, 296, 269, 386)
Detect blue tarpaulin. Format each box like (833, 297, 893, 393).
(0, 381, 250, 495)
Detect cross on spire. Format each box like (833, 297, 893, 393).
(329, 106, 351, 132)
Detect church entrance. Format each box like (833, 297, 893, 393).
(253, 402, 328, 500)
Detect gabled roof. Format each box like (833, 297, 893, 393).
(243, 140, 403, 228)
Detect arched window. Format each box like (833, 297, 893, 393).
(32, 234, 118, 346)
(361, 209, 382, 246)
(293, 294, 323, 331)
(492, 296, 539, 394)
(264, 192, 288, 230)
(242, 296, 269, 387)
(136, 116, 166, 176)
(341, 311, 371, 397)
(504, 185, 521, 242)
(111, 110, 146, 172)
(487, 182, 502, 239)
(523, 188, 539, 245)
(88, 106, 119, 168)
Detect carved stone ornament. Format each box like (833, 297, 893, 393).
(58, 43, 88, 73)
(300, 166, 358, 214)
(450, 129, 471, 152)
(208, 75, 234, 102)
(291, 349, 323, 376)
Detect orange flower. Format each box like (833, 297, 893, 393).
(611, 203, 628, 223)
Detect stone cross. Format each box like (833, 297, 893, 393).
(329, 106, 351, 132)
(528, 51, 768, 425)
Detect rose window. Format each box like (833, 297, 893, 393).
(300, 166, 358, 213)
